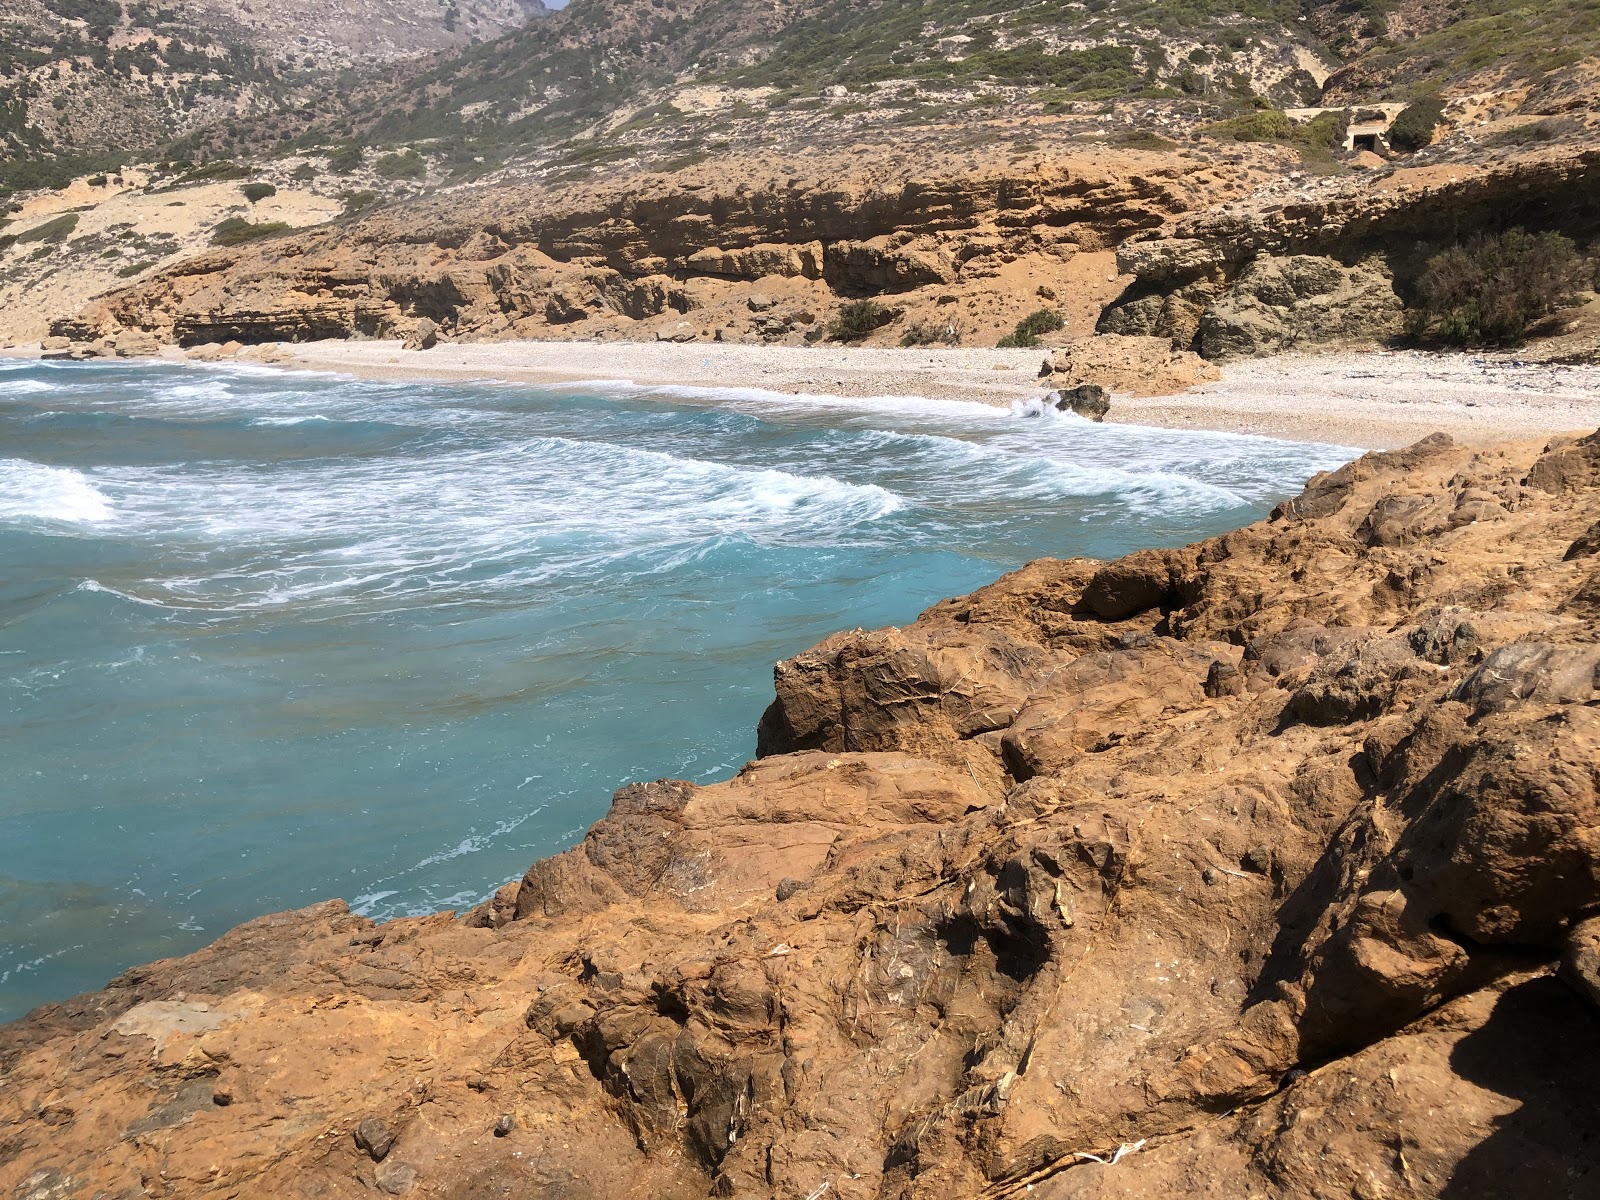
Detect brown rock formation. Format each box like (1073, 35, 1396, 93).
(5, 429, 1600, 1197)
(71, 149, 1227, 354)
(1100, 146, 1600, 355)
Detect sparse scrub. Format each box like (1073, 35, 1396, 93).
(14, 212, 78, 243)
(1485, 120, 1564, 147)
(997, 308, 1064, 348)
(327, 145, 364, 173)
(173, 160, 249, 184)
(374, 149, 426, 180)
(829, 299, 894, 342)
(1113, 129, 1179, 152)
(1409, 229, 1586, 345)
(340, 190, 379, 218)
(117, 259, 155, 277)
(211, 216, 292, 246)
(899, 319, 959, 347)
(241, 181, 277, 202)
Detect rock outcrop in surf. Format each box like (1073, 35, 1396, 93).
(4, 428, 1600, 1198)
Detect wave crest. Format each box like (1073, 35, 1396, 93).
(0, 458, 114, 524)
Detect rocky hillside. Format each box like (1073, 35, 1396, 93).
(0, 0, 547, 178)
(205, 0, 1600, 170)
(5, 423, 1600, 1197)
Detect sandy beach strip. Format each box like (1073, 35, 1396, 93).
(268, 339, 1600, 449)
(9, 338, 1600, 449)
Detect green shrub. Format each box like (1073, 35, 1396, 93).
(241, 181, 277, 202)
(1300, 110, 1351, 151)
(327, 144, 363, 173)
(1389, 95, 1446, 153)
(340, 190, 379, 218)
(14, 212, 78, 243)
(997, 308, 1064, 348)
(117, 259, 155, 277)
(1207, 109, 1295, 142)
(1113, 129, 1179, 152)
(173, 160, 248, 184)
(1410, 229, 1585, 345)
(829, 299, 893, 342)
(291, 162, 317, 181)
(374, 150, 425, 180)
(211, 216, 292, 246)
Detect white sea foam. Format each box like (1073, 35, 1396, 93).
(0, 379, 58, 396)
(0, 459, 115, 524)
(248, 414, 333, 426)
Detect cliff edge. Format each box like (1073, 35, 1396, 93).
(4, 426, 1600, 1198)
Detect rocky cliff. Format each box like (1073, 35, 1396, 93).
(70, 144, 1248, 351)
(1100, 145, 1600, 356)
(5, 425, 1600, 1198)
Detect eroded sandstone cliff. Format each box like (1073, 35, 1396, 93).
(4, 427, 1600, 1198)
(61, 145, 1265, 351)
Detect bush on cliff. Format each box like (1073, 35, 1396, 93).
(1410, 229, 1585, 345)
(1389, 95, 1445, 153)
(998, 308, 1065, 348)
(14, 212, 78, 244)
(374, 150, 426, 180)
(211, 216, 292, 246)
(829, 300, 894, 342)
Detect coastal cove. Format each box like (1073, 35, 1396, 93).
(0, 358, 1353, 1020)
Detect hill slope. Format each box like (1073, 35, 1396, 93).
(0, 0, 548, 180)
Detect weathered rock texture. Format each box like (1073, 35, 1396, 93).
(68, 150, 1226, 354)
(5, 429, 1600, 1198)
(1039, 334, 1221, 396)
(1100, 147, 1600, 356)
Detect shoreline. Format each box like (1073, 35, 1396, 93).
(8, 338, 1600, 448)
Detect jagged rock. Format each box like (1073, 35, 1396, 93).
(401, 317, 438, 350)
(1197, 255, 1403, 359)
(355, 1117, 397, 1162)
(822, 238, 953, 292)
(1040, 334, 1220, 398)
(112, 331, 164, 360)
(1051, 383, 1110, 421)
(1114, 237, 1227, 282)
(685, 242, 822, 281)
(1096, 282, 1216, 347)
(7, 430, 1600, 1199)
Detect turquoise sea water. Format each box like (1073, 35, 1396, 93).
(0, 358, 1353, 1021)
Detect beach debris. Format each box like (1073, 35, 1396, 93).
(1076, 1138, 1147, 1166)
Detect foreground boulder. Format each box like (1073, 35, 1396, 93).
(5, 429, 1600, 1198)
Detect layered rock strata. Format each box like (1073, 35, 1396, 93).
(65, 151, 1232, 352)
(5, 429, 1600, 1197)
